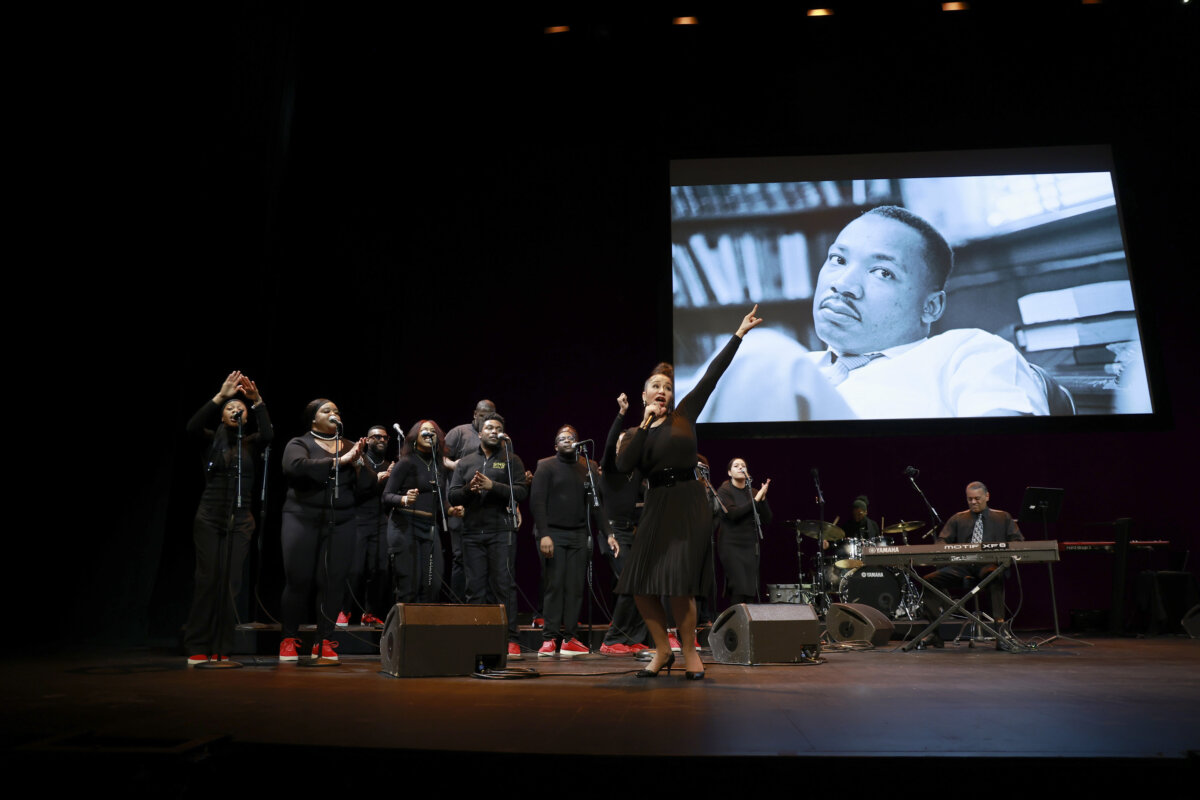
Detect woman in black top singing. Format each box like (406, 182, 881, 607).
(616, 305, 762, 679)
(183, 371, 272, 666)
(382, 420, 463, 604)
(717, 457, 772, 607)
(279, 398, 375, 662)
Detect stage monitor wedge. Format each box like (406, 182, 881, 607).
(380, 603, 508, 677)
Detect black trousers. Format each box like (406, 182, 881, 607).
(281, 509, 356, 642)
(346, 508, 390, 617)
(448, 524, 467, 602)
(602, 525, 648, 646)
(388, 515, 445, 604)
(463, 530, 519, 642)
(184, 507, 253, 655)
(541, 527, 588, 642)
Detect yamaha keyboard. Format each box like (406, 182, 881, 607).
(860, 540, 1060, 566)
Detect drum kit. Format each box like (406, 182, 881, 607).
(786, 519, 926, 619)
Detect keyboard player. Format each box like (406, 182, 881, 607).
(920, 481, 1023, 647)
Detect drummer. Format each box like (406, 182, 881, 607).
(844, 495, 881, 542)
(821, 494, 880, 552)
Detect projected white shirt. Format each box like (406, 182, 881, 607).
(681, 327, 1048, 422)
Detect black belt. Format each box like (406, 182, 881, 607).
(647, 469, 695, 488)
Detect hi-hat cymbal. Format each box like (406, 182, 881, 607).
(883, 520, 924, 534)
(790, 520, 845, 541)
(834, 558, 864, 570)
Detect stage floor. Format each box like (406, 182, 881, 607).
(5, 633, 1197, 790)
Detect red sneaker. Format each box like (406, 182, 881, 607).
(559, 638, 589, 657)
(668, 632, 682, 652)
(336, 611, 350, 628)
(629, 643, 651, 653)
(186, 654, 208, 667)
(279, 638, 301, 662)
(537, 640, 558, 657)
(360, 613, 385, 626)
(507, 642, 523, 660)
(311, 640, 339, 661)
(599, 643, 634, 656)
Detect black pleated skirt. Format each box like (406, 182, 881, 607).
(616, 480, 714, 597)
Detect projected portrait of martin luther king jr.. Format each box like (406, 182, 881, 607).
(686, 205, 1049, 422)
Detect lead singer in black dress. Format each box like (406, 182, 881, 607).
(616, 305, 762, 679)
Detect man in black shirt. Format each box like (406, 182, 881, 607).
(449, 413, 528, 659)
(531, 425, 616, 656)
(340, 426, 393, 627)
(444, 399, 497, 601)
(921, 481, 1023, 645)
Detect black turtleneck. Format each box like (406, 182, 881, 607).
(531, 451, 612, 537)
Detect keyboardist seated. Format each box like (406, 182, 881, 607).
(920, 481, 1022, 648)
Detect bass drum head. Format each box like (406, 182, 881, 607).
(838, 567, 904, 615)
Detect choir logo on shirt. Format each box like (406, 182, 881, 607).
(491, 460, 506, 469)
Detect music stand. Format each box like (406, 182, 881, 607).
(1021, 487, 1089, 647)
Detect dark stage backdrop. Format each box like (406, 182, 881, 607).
(55, 5, 1198, 645)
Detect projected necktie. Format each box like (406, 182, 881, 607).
(823, 353, 881, 387)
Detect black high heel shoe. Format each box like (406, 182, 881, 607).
(635, 652, 675, 678)
(684, 669, 706, 681)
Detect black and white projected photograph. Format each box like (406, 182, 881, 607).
(672, 151, 1153, 425)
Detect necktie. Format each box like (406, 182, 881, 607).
(823, 353, 881, 387)
(971, 512, 984, 544)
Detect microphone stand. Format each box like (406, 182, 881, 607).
(906, 471, 943, 538)
(302, 429, 341, 668)
(428, 435, 449, 534)
(696, 463, 723, 622)
(198, 418, 244, 670)
(427, 433, 448, 602)
(745, 470, 764, 604)
(811, 469, 830, 617)
(579, 442, 599, 653)
(253, 442, 272, 625)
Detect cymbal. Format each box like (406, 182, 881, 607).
(883, 520, 924, 534)
(834, 558, 864, 570)
(790, 519, 845, 541)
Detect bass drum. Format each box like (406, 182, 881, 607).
(838, 567, 905, 616)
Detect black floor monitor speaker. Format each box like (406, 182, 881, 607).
(827, 602, 895, 647)
(380, 603, 508, 677)
(709, 603, 821, 665)
(1182, 604, 1200, 639)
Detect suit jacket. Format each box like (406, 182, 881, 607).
(938, 508, 1022, 544)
